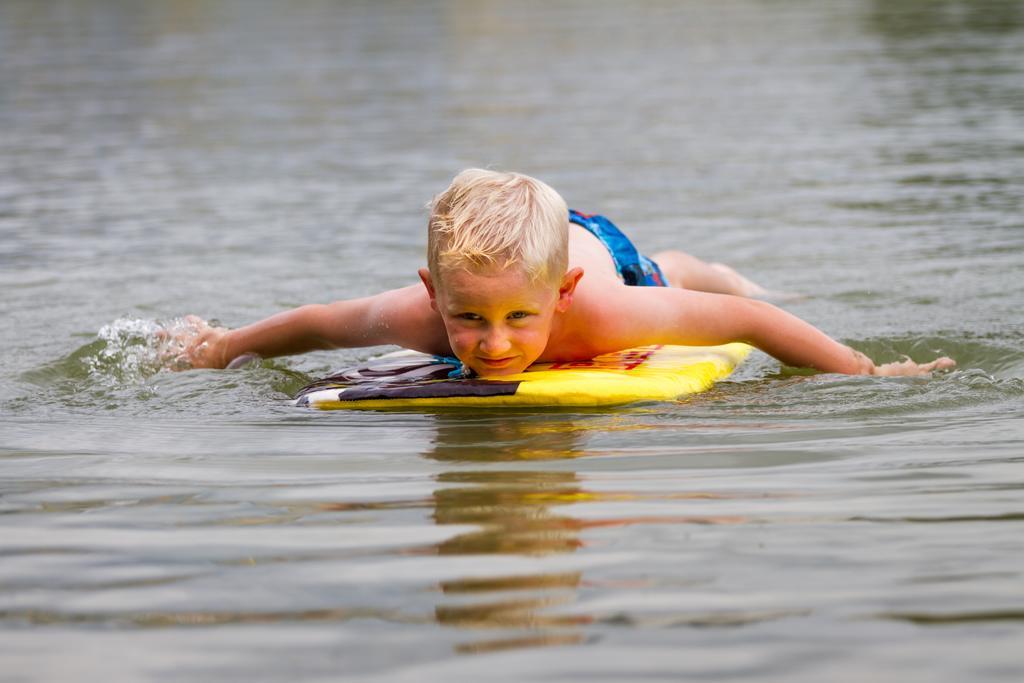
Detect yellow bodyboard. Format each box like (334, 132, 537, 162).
(295, 344, 751, 409)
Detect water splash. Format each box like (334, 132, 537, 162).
(85, 316, 207, 383)
(10, 316, 308, 417)
(17, 316, 214, 397)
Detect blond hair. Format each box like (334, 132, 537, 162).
(427, 169, 568, 285)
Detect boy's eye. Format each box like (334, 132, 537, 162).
(457, 313, 481, 321)
(508, 311, 530, 320)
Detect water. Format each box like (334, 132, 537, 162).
(2, 0, 1023, 680)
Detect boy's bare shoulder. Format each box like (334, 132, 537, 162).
(571, 271, 668, 318)
(556, 275, 658, 355)
(564, 280, 735, 353)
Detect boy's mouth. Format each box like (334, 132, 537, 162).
(477, 356, 517, 368)
(474, 356, 522, 374)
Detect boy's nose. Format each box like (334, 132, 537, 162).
(479, 330, 512, 355)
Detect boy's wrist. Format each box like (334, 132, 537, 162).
(853, 350, 877, 375)
(217, 329, 236, 369)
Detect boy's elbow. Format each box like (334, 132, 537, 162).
(849, 349, 877, 375)
(738, 298, 779, 344)
(315, 298, 382, 348)
(291, 303, 342, 349)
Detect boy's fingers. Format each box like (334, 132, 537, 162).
(874, 356, 955, 377)
(182, 315, 214, 335)
(907, 356, 956, 375)
(184, 339, 208, 359)
(924, 357, 956, 372)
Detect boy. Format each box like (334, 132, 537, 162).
(180, 169, 953, 377)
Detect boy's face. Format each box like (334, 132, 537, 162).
(419, 265, 582, 377)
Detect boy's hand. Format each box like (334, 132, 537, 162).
(172, 315, 230, 370)
(871, 355, 956, 377)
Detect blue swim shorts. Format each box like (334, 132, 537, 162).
(569, 210, 667, 287)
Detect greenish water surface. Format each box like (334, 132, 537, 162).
(2, 1, 1023, 681)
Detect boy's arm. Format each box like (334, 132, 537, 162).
(183, 285, 445, 369)
(605, 288, 953, 376)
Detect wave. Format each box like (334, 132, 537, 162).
(12, 317, 310, 416)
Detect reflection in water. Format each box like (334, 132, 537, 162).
(308, 412, 755, 655)
(433, 470, 586, 556)
(421, 413, 750, 653)
(426, 413, 593, 462)
(425, 415, 590, 651)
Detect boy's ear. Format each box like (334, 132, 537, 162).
(555, 267, 584, 313)
(418, 268, 439, 312)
